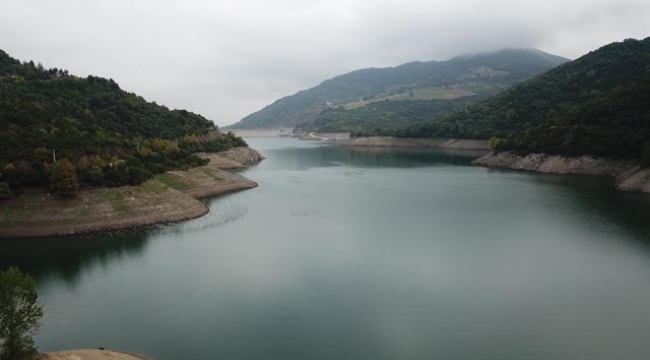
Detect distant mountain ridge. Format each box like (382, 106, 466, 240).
(394, 37, 650, 160)
(228, 49, 569, 129)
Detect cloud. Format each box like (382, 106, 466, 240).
(1, 0, 649, 125)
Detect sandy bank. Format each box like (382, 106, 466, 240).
(0, 147, 264, 238)
(473, 151, 650, 193)
(344, 137, 489, 150)
(43, 349, 148, 360)
(43, 349, 149, 360)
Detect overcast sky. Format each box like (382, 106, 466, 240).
(1, 0, 648, 126)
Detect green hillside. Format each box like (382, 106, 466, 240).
(301, 96, 484, 135)
(0, 50, 246, 197)
(228, 49, 568, 129)
(395, 37, 650, 161)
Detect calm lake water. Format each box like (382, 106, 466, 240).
(2, 137, 650, 360)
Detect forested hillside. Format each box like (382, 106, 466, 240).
(395, 37, 650, 161)
(229, 49, 568, 129)
(300, 96, 484, 135)
(0, 50, 246, 198)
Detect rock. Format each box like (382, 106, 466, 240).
(473, 151, 648, 194)
(473, 152, 630, 176)
(220, 146, 265, 165)
(616, 166, 650, 193)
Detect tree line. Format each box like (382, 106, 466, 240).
(0, 50, 247, 198)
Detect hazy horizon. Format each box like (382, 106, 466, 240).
(2, 0, 649, 126)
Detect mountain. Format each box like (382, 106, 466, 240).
(0, 50, 246, 196)
(303, 97, 483, 135)
(395, 37, 650, 161)
(228, 49, 569, 129)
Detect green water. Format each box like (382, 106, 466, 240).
(2, 137, 650, 360)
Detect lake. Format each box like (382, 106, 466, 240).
(2, 137, 650, 360)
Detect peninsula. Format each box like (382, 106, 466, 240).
(0, 50, 266, 237)
(0, 147, 264, 238)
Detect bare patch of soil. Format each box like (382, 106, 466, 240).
(344, 137, 489, 150)
(43, 349, 149, 360)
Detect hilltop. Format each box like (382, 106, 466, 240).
(228, 49, 568, 130)
(395, 37, 650, 161)
(0, 50, 248, 198)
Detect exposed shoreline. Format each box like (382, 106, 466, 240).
(0, 147, 264, 238)
(343, 136, 490, 150)
(43, 349, 150, 360)
(474, 151, 650, 193)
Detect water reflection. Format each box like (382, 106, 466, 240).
(0, 230, 152, 286)
(492, 168, 650, 242)
(258, 141, 485, 171)
(554, 177, 650, 242)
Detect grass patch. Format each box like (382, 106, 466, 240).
(96, 188, 125, 202)
(387, 87, 475, 101)
(196, 167, 222, 180)
(140, 180, 168, 193)
(0, 196, 39, 219)
(344, 87, 475, 109)
(155, 174, 192, 191)
(96, 188, 133, 212)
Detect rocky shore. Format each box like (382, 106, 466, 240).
(43, 349, 150, 360)
(0, 147, 263, 238)
(343, 137, 489, 150)
(197, 146, 265, 169)
(615, 166, 650, 193)
(473, 151, 650, 193)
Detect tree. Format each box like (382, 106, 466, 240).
(49, 158, 79, 196)
(0, 267, 43, 360)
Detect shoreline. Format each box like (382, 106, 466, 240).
(43, 349, 150, 360)
(473, 151, 650, 193)
(227, 128, 491, 151)
(343, 136, 489, 150)
(0, 147, 264, 238)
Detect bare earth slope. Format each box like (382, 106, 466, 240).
(474, 152, 650, 193)
(43, 349, 149, 360)
(344, 137, 489, 150)
(0, 147, 263, 238)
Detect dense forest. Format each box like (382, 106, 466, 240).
(0, 50, 246, 198)
(229, 49, 568, 129)
(390, 37, 650, 161)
